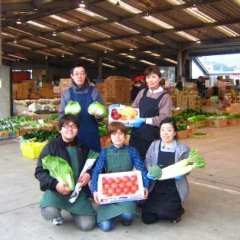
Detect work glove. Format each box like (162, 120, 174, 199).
(132, 118, 145, 128)
(175, 175, 184, 181)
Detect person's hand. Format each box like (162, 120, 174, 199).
(175, 175, 183, 181)
(144, 188, 148, 199)
(56, 182, 71, 195)
(78, 172, 91, 186)
(132, 118, 145, 128)
(93, 192, 100, 205)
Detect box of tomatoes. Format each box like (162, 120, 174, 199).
(97, 170, 145, 205)
(108, 104, 139, 127)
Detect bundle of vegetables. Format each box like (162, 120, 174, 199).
(65, 101, 81, 115)
(88, 101, 107, 118)
(147, 148, 205, 181)
(98, 122, 108, 136)
(22, 130, 59, 142)
(42, 155, 75, 190)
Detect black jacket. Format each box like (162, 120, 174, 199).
(34, 136, 89, 192)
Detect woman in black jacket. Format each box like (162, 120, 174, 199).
(35, 115, 96, 230)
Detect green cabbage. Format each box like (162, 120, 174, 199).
(88, 101, 107, 118)
(64, 101, 81, 115)
(42, 155, 75, 190)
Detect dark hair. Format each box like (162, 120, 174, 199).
(70, 65, 90, 87)
(144, 66, 161, 78)
(108, 122, 127, 135)
(58, 114, 80, 130)
(144, 66, 165, 87)
(160, 117, 178, 139)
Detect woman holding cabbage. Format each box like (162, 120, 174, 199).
(60, 66, 105, 152)
(35, 115, 96, 230)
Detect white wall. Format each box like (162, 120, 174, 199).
(0, 65, 11, 118)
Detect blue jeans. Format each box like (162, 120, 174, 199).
(98, 213, 134, 232)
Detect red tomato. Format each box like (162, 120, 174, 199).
(102, 183, 110, 191)
(110, 182, 118, 190)
(115, 177, 122, 184)
(106, 177, 115, 185)
(130, 185, 138, 193)
(125, 181, 133, 188)
(123, 187, 131, 195)
(115, 187, 123, 196)
(122, 175, 131, 183)
(118, 182, 125, 189)
(102, 177, 108, 185)
(130, 175, 138, 182)
(106, 188, 114, 196)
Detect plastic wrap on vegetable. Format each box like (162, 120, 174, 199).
(69, 151, 99, 203)
(64, 101, 81, 115)
(88, 101, 107, 118)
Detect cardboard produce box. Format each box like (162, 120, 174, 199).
(98, 170, 144, 205)
(108, 104, 139, 127)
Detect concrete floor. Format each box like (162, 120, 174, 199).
(0, 126, 240, 240)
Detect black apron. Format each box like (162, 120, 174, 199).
(129, 89, 166, 159)
(142, 148, 183, 220)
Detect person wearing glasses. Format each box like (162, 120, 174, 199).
(60, 65, 104, 152)
(35, 115, 96, 230)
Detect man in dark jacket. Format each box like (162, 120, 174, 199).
(35, 115, 96, 230)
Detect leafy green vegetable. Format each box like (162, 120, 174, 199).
(186, 148, 205, 168)
(148, 165, 162, 179)
(65, 101, 81, 115)
(42, 155, 75, 190)
(22, 130, 59, 142)
(88, 101, 107, 118)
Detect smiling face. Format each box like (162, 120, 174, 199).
(146, 73, 161, 90)
(60, 121, 78, 143)
(71, 66, 87, 86)
(160, 123, 176, 144)
(110, 129, 126, 148)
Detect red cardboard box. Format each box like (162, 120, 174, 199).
(98, 170, 144, 205)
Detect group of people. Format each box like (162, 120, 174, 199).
(35, 65, 191, 231)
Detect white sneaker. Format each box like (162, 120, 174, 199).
(52, 217, 64, 226)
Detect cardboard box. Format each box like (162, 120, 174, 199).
(108, 104, 139, 127)
(98, 170, 144, 205)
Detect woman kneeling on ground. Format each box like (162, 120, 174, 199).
(34, 114, 96, 230)
(142, 117, 190, 224)
(91, 122, 149, 231)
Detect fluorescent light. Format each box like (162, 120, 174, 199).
(7, 42, 31, 50)
(102, 63, 116, 69)
(233, 0, 240, 6)
(139, 59, 156, 65)
(21, 39, 47, 47)
(165, 0, 185, 5)
(8, 54, 27, 60)
(143, 16, 174, 29)
(49, 15, 77, 25)
(216, 26, 240, 37)
(185, 8, 216, 23)
(114, 40, 138, 49)
(27, 20, 53, 30)
(144, 51, 161, 57)
(85, 27, 111, 38)
(38, 37, 63, 46)
(16, 19, 22, 25)
(80, 56, 95, 62)
(164, 58, 177, 64)
(76, 8, 108, 20)
(36, 51, 56, 57)
(2, 56, 17, 61)
(113, 22, 140, 34)
(176, 31, 200, 41)
(52, 49, 73, 55)
(60, 32, 87, 41)
(7, 27, 33, 36)
(119, 53, 136, 59)
(90, 43, 114, 51)
(144, 36, 165, 45)
(1, 32, 15, 37)
(107, 0, 142, 14)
